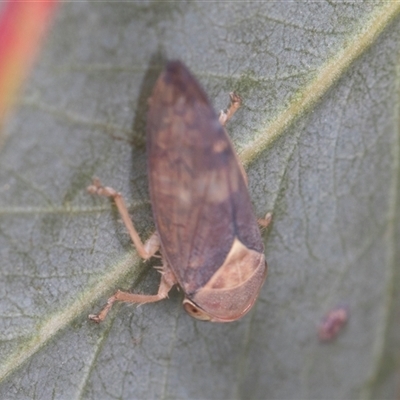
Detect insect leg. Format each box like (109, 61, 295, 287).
(258, 212, 273, 229)
(88, 178, 157, 260)
(219, 92, 242, 126)
(88, 260, 177, 323)
(217, 92, 249, 185)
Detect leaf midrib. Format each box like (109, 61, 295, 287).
(241, 2, 400, 167)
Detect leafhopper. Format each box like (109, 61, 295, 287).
(88, 61, 270, 322)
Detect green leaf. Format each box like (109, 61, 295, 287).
(1, 2, 400, 399)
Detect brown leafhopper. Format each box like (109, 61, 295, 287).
(88, 61, 270, 323)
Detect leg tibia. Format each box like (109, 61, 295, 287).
(88, 262, 177, 323)
(87, 178, 159, 259)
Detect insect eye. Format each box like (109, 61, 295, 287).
(182, 298, 211, 321)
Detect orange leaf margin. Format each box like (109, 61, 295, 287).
(0, 0, 58, 134)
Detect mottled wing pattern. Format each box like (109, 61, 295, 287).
(147, 61, 263, 294)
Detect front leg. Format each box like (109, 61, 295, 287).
(89, 259, 178, 323)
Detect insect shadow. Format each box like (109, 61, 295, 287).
(130, 51, 167, 150)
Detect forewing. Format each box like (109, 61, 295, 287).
(147, 61, 263, 294)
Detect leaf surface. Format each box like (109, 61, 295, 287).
(1, 2, 400, 399)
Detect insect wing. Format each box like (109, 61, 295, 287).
(147, 61, 264, 296)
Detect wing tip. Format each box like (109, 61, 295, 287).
(161, 60, 208, 104)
